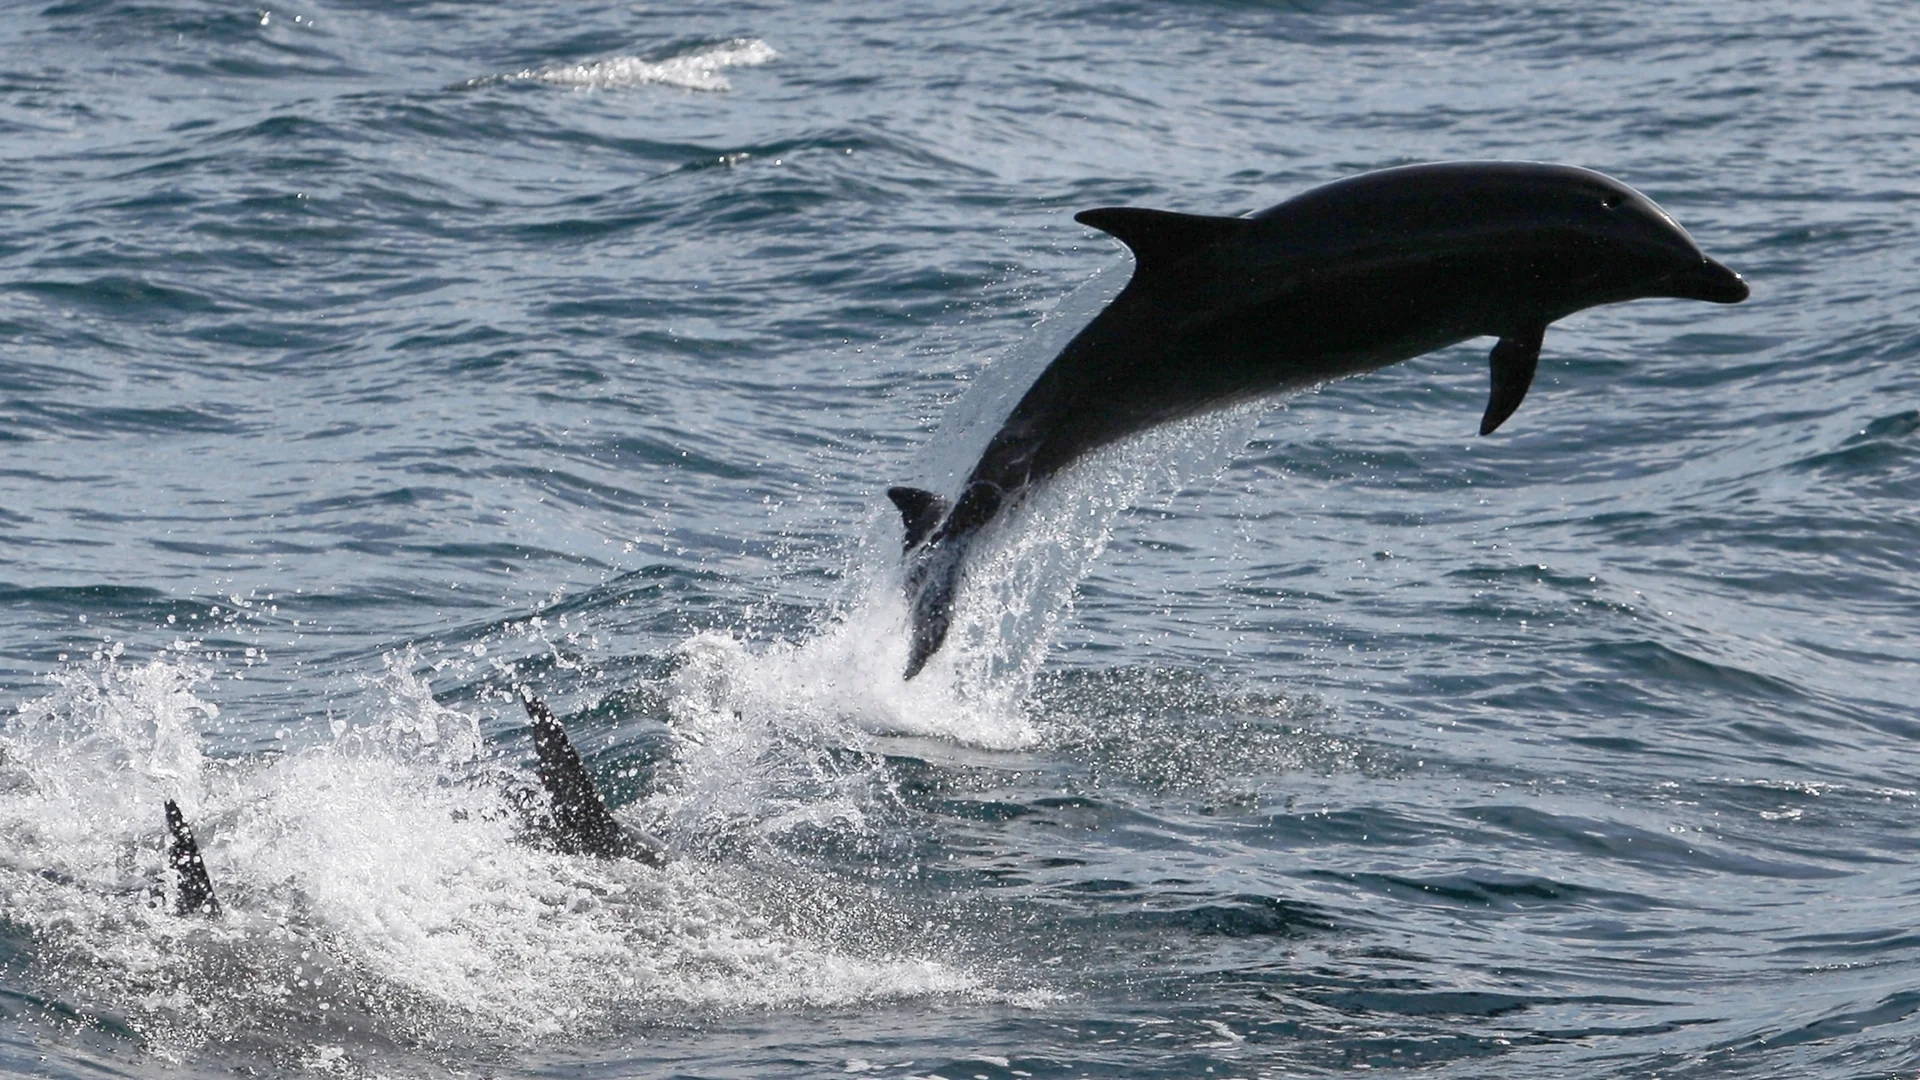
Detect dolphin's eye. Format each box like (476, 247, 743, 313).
(1601, 193, 1623, 210)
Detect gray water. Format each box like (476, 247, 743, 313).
(2, 1, 1918, 1076)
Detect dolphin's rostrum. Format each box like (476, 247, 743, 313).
(891, 161, 1748, 678)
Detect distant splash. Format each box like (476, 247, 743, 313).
(463, 38, 778, 93)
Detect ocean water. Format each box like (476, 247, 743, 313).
(2, 0, 1918, 1076)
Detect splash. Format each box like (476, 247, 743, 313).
(643, 260, 1270, 762)
(631, 356, 1273, 865)
(726, 404, 1272, 755)
(918, 404, 1267, 687)
(0, 238, 1282, 1072)
(477, 38, 778, 93)
(1, 655, 215, 897)
(645, 632, 907, 855)
(0, 653, 976, 1066)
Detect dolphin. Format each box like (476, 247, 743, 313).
(889, 161, 1749, 678)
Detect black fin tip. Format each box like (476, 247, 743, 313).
(164, 798, 220, 919)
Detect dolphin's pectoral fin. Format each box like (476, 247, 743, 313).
(164, 799, 220, 918)
(1074, 207, 1248, 277)
(520, 689, 666, 865)
(1479, 324, 1547, 435)
(887, 486, 948, 552)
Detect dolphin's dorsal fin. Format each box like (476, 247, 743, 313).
(164, 799, 220, 918)
(1074, 207, 1248, 276)
(521, 689, 635, 861)
(1480, 324, 1547, 435)
(887, 486, 948, 551)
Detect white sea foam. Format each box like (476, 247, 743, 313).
(0, 651, 976, 1061)
(494, 38, 778, 93)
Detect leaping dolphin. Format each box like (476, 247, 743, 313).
(890, 161, 1749, 678)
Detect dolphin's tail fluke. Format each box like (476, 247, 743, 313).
(164, 799, 220, 918)
(520, 689, 666, 865)
(892, 484, 960, 678)
(887, 486, 947, 552)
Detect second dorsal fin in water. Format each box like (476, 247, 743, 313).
(164, 798, 220, 918)
(520, 689, 666, 865)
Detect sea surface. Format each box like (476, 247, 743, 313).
(2, 1, 1918, 1077)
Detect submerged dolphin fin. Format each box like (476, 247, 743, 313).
(887, 486, 949, 552)
(1074, 207, 1248, 277)
(1479, 324, 1547, 435)
(521, 690, 665, 865)
(164, 799, 220, 918)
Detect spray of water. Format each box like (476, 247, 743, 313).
(0, 651, 976, 1066)
(666, 257, 1271, 737)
